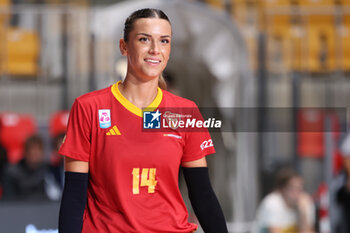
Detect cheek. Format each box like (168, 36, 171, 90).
(163, 47, 171, 60)
(127, 51, 142, 65)
(127, 44, 145, 60)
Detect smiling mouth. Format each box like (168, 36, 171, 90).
(144, 58, 161, 64)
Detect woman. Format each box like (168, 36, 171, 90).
(255, 168, 315, 233)
(59, 8, 228, 233)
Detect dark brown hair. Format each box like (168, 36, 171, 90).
(24, 134, 44, 152)
(123, 8, 171, 90)
(275, 168, 299, 191)
(123, 8, 170, 42)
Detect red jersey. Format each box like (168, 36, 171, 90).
(59, 81, 216, 233)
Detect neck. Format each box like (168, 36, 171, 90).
(119, 75, 159, 109)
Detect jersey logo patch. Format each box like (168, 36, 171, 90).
(99, 109, 111, 128)
(106, 125, 121, 135)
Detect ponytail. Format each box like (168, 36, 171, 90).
(158, 74, 167, 90)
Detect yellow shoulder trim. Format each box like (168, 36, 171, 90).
(111, 80, 163, 117)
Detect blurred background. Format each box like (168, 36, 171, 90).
(0, 0, 349, 232)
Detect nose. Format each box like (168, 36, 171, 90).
(149, 40, 160, 54)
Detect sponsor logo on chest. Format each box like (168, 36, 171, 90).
(99, 109, 111, 128)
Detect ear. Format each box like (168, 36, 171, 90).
(119, 39, 127, 56)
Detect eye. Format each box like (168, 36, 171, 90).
(139, 37, 149, 42)
(161, 39, 170, 44)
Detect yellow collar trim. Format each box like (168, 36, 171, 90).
(111, 81, 163, 117)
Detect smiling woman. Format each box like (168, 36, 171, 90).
(58, 8, 228, 233)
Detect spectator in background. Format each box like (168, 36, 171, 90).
(255, 168, 315, 233)
(333, 133, 350, 233)
(4, 135, 48, 201)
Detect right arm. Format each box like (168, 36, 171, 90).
(58, 157, 89, 233)
(64, 156, 89, 173)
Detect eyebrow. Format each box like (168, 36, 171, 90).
(136, 33, 171, 38)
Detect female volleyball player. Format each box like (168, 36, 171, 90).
(58, 8, 228, 233)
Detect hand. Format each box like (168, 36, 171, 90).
(297, 192, 312, 212)
(297, 192, 314, 231)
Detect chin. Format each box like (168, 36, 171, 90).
(142, 66, 165, 76)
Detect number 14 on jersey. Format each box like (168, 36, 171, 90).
(132, 168, 158, 194)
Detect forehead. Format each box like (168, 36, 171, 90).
(131, 18, 172, 36)
(288, 177, 302, 186)
(28, 143, 43, 149)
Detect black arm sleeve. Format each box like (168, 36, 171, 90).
(59, 172, 88, 233)
(182, 167, 228, 233)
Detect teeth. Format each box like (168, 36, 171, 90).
(145, 59, 160, 64)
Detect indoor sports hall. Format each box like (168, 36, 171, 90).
(0, 0, 350, 232)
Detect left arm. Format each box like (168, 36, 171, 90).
(182, 157, 228, 233)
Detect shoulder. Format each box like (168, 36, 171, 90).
(6, 162, 23, 178)
(162, 90, 197, 108)
(257, 191, 290, 220)
(261, 191, 284, 209)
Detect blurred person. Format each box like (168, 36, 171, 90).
(255, 168, 315, 233)
(331, 132, 350, 233)
(4, 134, 48, 201)
(0, 136, 8, 200)
(58, 8, 228, 233)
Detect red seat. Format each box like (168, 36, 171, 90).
(0, 113, 37, 164)
(49, 111, 69, 137)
